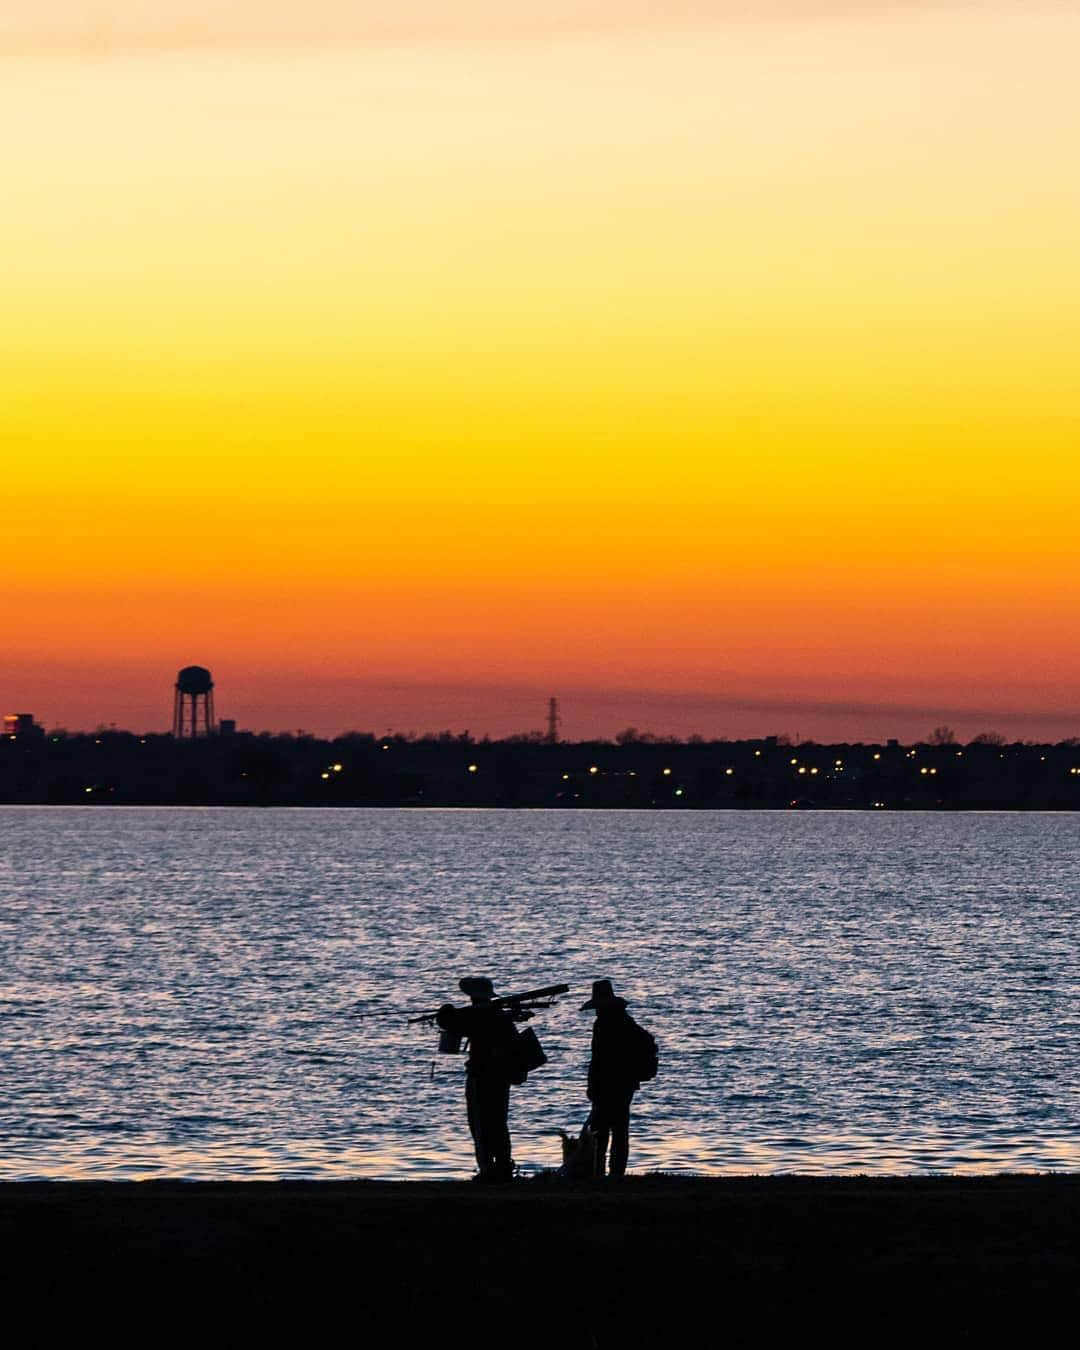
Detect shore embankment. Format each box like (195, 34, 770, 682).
(2, 1175, 1077, 1344)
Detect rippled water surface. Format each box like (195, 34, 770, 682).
(1, 807, 1078, 1178)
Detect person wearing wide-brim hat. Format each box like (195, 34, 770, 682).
(581, 980, 657, 1178)
(436, 977, 518, 1182)
(581, 979, 627, 1012)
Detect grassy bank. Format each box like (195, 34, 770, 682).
(2, 1175, 1077, 1344)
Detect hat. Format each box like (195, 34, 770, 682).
(581, 979, 627, 1011)
(459, 976, 496, 1004)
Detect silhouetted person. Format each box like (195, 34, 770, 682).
(582, 979, 658, 1178)
(436, 977, 520, 1183)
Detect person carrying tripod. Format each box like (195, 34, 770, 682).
(436, 977, 521, 1183)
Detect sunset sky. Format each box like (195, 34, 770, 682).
(3, 3, 1078, 739)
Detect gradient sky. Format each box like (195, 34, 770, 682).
(2, 3, 1078, 739)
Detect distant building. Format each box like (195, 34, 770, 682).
(3, 713, 40, 739)
(219, 719, 236, 737)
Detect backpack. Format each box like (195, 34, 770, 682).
(634, 1025, 659, 1083)
(505, 1024, 548, 1085)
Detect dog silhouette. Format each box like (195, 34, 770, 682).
(557, 1123, 600, 1178)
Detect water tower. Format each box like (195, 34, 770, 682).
(173, 666, 215, 738)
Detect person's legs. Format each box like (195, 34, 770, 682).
(588, 1099, 613, 1177)
(465, 1074, 489, 1171)
(487, 1079, 512, 1179)
(607, 1090, 633, 1178)
(473, 1075, 513, 1180)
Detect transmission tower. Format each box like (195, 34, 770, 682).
(546, 697, 561, 745)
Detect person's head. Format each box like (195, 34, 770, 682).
(459, 976, 496, 1005)
(580, 979, 628, 1013)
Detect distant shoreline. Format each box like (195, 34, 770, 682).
(3, 1175, 1077, 1342)
(5, 729, 1080, 810)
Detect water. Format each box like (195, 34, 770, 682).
(0, 806, 1078, 1179)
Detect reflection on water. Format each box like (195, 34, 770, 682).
(1, 807, 1078, 1179)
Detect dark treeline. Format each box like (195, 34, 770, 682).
(3, 724, 1080, 808)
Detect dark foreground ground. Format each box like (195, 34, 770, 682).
(2, 1175, 1078, 1346)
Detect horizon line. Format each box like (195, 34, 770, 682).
(14, 724, 1079, 749)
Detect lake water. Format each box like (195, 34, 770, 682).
(0, 807, 1078, 1179)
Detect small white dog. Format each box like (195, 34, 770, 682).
(557, 1123, 600, 1178)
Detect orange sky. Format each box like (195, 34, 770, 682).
(2, 4, 1079, 738)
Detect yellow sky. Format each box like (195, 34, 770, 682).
(2, 6, 1078, 736)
